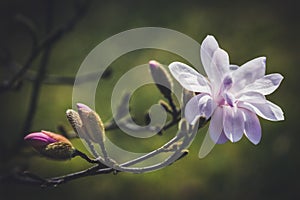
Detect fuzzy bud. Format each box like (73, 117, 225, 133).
(77, 103, 105, 144)
(24, 130, 75, 160)
(66, 109, 82, 135)
(149, 60, 173, 99)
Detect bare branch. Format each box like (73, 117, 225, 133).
(0, 0, 90, 92)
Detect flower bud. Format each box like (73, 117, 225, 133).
(24, 130, 75, 160)
(149, 60, 173, 99)
(66, 109, 82, 136)
(77, 103, 105, 144)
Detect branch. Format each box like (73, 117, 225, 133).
(0, 0, 90, 92)
(0, 0, 90, 165)
(45, 166, 114, 187)
(1, 164, 114, 187)
(2, 113, 202, 187)
(5, 61, 112, 85)
(21, 0, 54, 138)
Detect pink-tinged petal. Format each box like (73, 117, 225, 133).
(24, 132, 57, 146)
(77, 103, 92, 112)
(242, 109, 261, 145)
(149, 60, 160, 69)
(41, 130, 72, 145)
(241, 73, 284, 95)
(238, 100, 284, 121)
(200, 35, 219, 77)
(224, 92, 235, 107)
(217, 130, 229, 144)
(209, 107, 228, 144)
(185, 94, 215, 125)
(236, 91, 266, 104)
(223, 106, 244, 142)
(168, 62, 211, 93)
(231, 57, 266, 92)
(198, 94, 215, 119)
(210, 48, 230, 84)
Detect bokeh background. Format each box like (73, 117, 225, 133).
(0, 0, 299, 199)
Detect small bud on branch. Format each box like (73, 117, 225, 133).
(149, 60, 173, 99)
(24, 131, 75, 160)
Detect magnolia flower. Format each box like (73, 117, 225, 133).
(24, 130, 75, 160)
(169, 35, 284, 144)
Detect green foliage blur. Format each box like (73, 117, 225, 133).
(0, 0, 299, 199)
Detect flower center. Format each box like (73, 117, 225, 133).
(216, 75, 236, 107)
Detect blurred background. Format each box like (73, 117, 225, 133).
(0, 0, 299, 199)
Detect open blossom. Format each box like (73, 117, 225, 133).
(168, 35, 284, 144)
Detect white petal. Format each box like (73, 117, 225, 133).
(200, 35, 219, 78)
(210, 48, 230, 83)
(168, 62, 211, 93)
(231, 57, 266, 92)
(184, 95, 201, 125)
(223, 106, 244, 142)
(238, 100, 284, 121)
(209, 107, 228, 144)
(216, 130, 229, 144)
(242, 109, 262, 145)
(237, 91, 266, 104)
(198, 94, 215, 119)
(241, 73, 284, 95)
(185, 94, 215, 125)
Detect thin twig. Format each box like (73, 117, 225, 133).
(73, 149, 99, 164)
(46, 166, 114, 186)
(0, 0, 89, 92)
(1, 0, 90, 163)
(21, 0, 54, 138)
(120, 132, 184, 168)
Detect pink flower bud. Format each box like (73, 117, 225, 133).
(24, 131, 75, 160)
(24, 132, 57, 149)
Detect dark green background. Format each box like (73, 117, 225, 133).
(0, 0, 299, 199)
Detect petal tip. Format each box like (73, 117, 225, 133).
(252, 140, 260, 145)
(201, 34, 219, 48)
(248, 135, 261, 145)
(149, 60, 160, 69)
(262, 57, 266, 65)
(76, 103, 92, 112)
(205, 35, 216, 40)
(24, 132, 57, 145)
